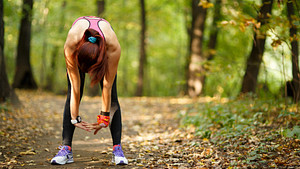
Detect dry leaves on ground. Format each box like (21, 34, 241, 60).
(0, 91, 299, 168)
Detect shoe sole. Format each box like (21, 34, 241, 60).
(51, 159, 74, 165)
(117, 161, 128, 165)
(51, 160, 65, 165)
(112, 158, 128, 165)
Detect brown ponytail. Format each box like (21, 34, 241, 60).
(73, 28, 108, 86)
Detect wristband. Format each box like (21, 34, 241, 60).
(97, 111, 110, 127)
(100, 111, 110, 116)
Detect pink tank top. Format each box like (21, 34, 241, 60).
(71, 16, 110, 39)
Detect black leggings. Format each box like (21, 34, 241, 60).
(62, 71, 122, 147)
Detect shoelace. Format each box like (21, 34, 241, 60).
(113, 146, 125, 157)
(56, 146, 70, 157)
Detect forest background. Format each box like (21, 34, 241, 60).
(0, 0, 300, 168)
(2, 0, 298, 98)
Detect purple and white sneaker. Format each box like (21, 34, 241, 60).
(112, 144, 128, 165)
(51, 145, 74, 165)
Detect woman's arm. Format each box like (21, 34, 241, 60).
(99, 21, 121, 113)
(90, 21, 121, 135)
(64, 28, 91, 131)
(64, 45, 81, 121)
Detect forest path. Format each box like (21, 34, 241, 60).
(1, 91, 300, 168)
(1, 91, 200, 169)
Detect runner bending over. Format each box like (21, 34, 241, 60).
(50, 16, 128, 165)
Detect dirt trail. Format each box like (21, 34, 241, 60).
(1, 91, 194, 169)
(2, 91, 299, 168)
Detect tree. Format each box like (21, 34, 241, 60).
(187, 0, 208, 97)
(287, 0, 300, 102)
(0, 0, 20, 105)
(135, 0, 147, 96)
(203, 0, 222, 92)
(40, 0, 49, 89)
(207, 0, 221, 61)
(240, 0, 273, 94)
(97, 0, 105, 16)
(13, 0, 37, 89)
(0, 0, 10, 102)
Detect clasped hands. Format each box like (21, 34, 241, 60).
(74, 114, 110, 135)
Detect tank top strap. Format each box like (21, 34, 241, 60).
(71, 16, 110, 40)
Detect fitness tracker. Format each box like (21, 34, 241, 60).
(71, 116, 82, 124)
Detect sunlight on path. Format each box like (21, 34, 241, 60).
(2, 91, 299, 168)
(1, 91, 213, 168)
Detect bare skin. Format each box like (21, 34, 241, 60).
(64, 18, 121, 134)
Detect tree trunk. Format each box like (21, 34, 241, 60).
(202, 0, 222, 93)
(135, 0, 147, 96)
(40, 0, 49, 88)
(240, 0, 273, 94)
(45, 0, 66, 91)
(13, 0, 37, 89)
(183, 3, 191, 95)
(207, 0, 221, 61)
(45, 46, 58, 91)
(0, 0, 10, 102)
(287, 0, 300, 102)
(97, 0, 105, 16)
(0, 0, 20, 105)
(187, 0, 207, 97)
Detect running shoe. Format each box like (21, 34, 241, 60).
(50, 145, 74, 165)
(112, 144, 128, 165)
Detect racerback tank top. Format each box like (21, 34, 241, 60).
(71, 16, 110, 39)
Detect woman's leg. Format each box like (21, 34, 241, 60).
(100, 75, 127, 165)
(100, 75, 122, 145)
(62, 71, 85, 147)
(110, 77, 122, 145)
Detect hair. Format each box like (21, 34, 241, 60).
(73, 28, 108, 86)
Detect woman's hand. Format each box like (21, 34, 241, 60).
(86, 113, 110, 135)
(88, 123, 103, 135)
(73, 121, 92, 132)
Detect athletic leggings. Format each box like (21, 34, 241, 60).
(62, 70, 122, 147)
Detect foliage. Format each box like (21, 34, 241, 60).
(180, 96, 299, 139)
(4, 0, 188, 96)
(180, 96, 300, 167)
(3, 0, 300, 97)
(203, 0, 300, 97)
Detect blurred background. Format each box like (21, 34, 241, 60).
(1, 0, 299, 100)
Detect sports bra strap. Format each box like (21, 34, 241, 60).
(71, 16, 109, 39)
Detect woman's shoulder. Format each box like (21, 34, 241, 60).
(98, 21, 117, 43)
(98, 18, 111, 30)
(66, 22, 88, 47)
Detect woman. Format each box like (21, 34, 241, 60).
(50, 16, 128, 165)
